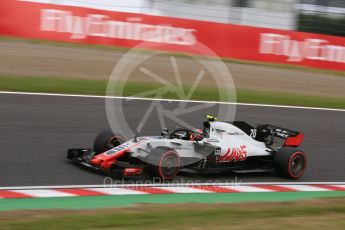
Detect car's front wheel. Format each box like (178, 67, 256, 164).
(93, 129, 126, 154)
(274, 147, 307, 179)
(146, 147, 180, 181)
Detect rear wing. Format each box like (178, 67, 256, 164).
(222, 121, 304, 148)
(257, 124, 304, 147)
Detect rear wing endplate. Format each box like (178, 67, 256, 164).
(257, 124, 304, 147)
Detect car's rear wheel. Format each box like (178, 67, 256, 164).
(274, 147, 307, 179)
(93, 129, 126, 154)
(146, 147, 180, 181)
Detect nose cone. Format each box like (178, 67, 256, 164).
(90, 157, 103, 166)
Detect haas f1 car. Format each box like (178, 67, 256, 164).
(67, 116, 306, 180)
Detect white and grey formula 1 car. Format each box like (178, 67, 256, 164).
(67, 115, 307, 180)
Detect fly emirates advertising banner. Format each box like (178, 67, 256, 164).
(1, 0, 344, 71)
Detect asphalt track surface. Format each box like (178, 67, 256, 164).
(0, 92, 344, 186)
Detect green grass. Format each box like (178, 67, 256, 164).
(1, 196, 345, 229)
(0, 75, 107, 95)
(2, 191, 345, 211)
(1, 75, 344, 109)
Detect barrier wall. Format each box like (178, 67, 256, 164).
(1, 0, 344, 71)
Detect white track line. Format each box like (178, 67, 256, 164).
(157, 186, 212, 193)
(0, 91, 344, 112)
(278, 185, 331, 192)
(88, 187, 146, 195)
(222, 185, 272, 192)
(12, 189, 76, 197)
(2, 182, 345, 190)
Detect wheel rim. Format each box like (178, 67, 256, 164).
(161, 155, 178, 177)
(290, 155, 305, 175)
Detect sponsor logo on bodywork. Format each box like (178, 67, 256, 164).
(218, 145, 247, 162)
(105, 140, 137, 155)
(228, 132, 244, 135)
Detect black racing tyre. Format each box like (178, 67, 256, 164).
(146, 147, 180, 181)
(93, 129, 126, 154)
(274, 147, 307, 179)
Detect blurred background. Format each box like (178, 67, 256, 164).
(0, 0, 344, 188)
(44, 0, 345, 35)
(0, 3, 345, 227)
(1, 0, 344, 96)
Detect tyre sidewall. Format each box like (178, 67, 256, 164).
(274, 147, 307, 179)
(147, 147, 180, 181)
(93, 129, 126, 154)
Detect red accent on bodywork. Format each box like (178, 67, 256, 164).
(89, 158, 103, 165)
(284, 134, 304, 147)
(123, 168, 143, 176)
(218, 145, 247, 162)
(89, 150, 126, 169)
(90, 141, 145, 169)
